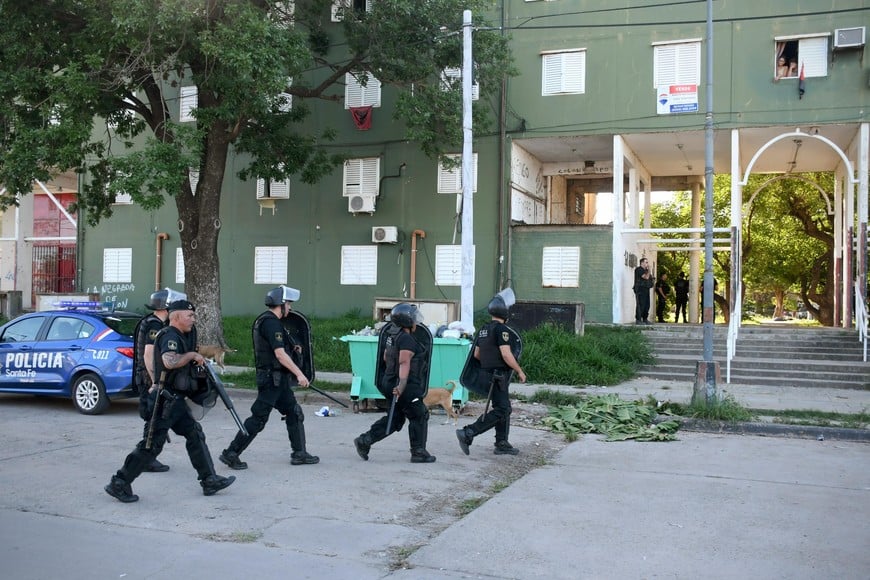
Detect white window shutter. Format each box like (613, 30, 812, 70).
(103, 248, 132, 283)
(654, 45, 677, 88)
(562, 51, 586, 93)
(541, 246, 580, 288)
(441, 67, 479, 100)
(341, 245, 378, 285)
(343, 159, 362, 196)
(175, 247, 185, 284)
(345, 72, 381, 108)
(254, 246, 288, 284)
(179, 86, 197, 122)
(542, 54, 564, 95)
(675, 42, 700, 85)
(655, 42, 700, 88)
(188, 168, 199, 194)
(435, 245, 474, 286)
(798, 37, 828, 77)
(438, 154, 477, 194)
(361, 158, 379, 196)
(257, 178, 290, 199)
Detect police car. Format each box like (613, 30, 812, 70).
(0, 302, 141, 414)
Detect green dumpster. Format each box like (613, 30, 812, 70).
(340, 334, 471, 413)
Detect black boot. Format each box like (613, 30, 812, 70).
(201, 474, 236, 496)
(354, 434, 372, 461)
(290, 451, 320, 465)
(494, 441, 519, 455)
(144, 458, 170, 473)
(105, 475, 138, 503)
(410, 448, 436, 463)
(455, 427, 473, 455)
(219, 450, 248, 470)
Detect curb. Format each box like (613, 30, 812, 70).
(675, 417, 870, 442)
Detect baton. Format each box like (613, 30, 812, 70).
(483, 372, 498, 417)
(385, 394, 398, 435)
(307, 383, 350, 408)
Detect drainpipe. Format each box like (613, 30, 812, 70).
(410, 229, 426, 299)
(155, 232, 169, 290)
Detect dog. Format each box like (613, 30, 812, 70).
(422, 380, 460, 425)
(196, 345, 237, 372)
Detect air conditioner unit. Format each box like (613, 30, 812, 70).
(834, 27, 865, 49)
(348, 195, 376, 214)
(372, 226, 398, 243)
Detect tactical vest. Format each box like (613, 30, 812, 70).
(478, 322, 509, 370)
(252, 311, 283, 372)
(133, 314, 161, 390)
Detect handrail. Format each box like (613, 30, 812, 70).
(726, 279, 741, 383)
(855, 283, 868, 362)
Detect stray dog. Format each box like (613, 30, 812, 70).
(197, 345, 237, 372)
(423, 380, 460, 425)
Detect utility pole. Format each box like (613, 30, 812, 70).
(460, 9, 474, 330)
(694, 0, 720, 405)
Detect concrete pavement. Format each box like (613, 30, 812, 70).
(0, 376, 868, 579)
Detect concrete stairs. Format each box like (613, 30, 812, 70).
(636, 324, 870, 390)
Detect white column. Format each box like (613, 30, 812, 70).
(612, 135, 626, 323)
(459, 9, 474, 329)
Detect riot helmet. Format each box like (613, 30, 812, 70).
(265, 285, 301, 307)
(390, 303, 423, 329)
(487, 287, 516, 319)
(146, 287, 187, 310)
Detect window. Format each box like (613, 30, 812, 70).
(0, 317, 44, 343)
(103, 248, 132, 283)
(343, 157, 380, 197)
(541, 49, 586, 95)
(435, 245, 475, 286)
(188, 168, 199, 195)
(441, 67, 479, 100)
(340, 245, 378, 285)
(542, 246, 580, 288)
(179, 86, 198, 122)
(438, 153, 478, 194)
(774, 35, 829, 80)
(254, 246, 288, 284)
(256, 177, 290, 199)
(175, 247, 185, 284)
(653, 40, 701, 88)
(345, 72, 381, 108)
(277, 77, 293, 112)
(47, 317, 81, 341)
(332, 0, 371, 22)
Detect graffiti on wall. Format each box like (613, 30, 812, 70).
(86, 283, 135, 310)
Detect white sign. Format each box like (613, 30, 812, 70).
(656, 84, 698, 114)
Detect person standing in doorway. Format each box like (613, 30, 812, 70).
(633, 258, 653, 324)
(674, 272, 689, 323)
(655, 272, 671, 323)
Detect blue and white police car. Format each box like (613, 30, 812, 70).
(0, 302, 142, 414)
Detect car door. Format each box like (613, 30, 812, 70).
(38, 315, 92, 393)
(0, 315, 50, 389)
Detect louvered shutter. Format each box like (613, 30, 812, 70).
(798, 37, 828, 77)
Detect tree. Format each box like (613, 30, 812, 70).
(0, 0, 513, 344)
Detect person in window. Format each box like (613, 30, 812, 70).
(775, 56, 790, 81)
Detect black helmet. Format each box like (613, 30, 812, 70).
(146, 288, 186, 310)
(265, 285, 301, 307)
(487, 287, 516, 319)
(390, 303, 422, 329)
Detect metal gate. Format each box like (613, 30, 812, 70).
(32, 244, 76, 300)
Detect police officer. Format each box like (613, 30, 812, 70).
(219, 286, 319, 470)
(132, 288, 185, 473)
(456, 292, 526, 456)
(353, 303, 436, 464)
(105, 300, 235, 502)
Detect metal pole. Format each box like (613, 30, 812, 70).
(460, 9, 474, 329)
(697, 0, 719, 403)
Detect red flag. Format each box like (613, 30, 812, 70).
(798, 63, 805, 99)
(350, 106, 373, 130)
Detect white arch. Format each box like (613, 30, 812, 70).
(740, 129, 858, 186)
(745, 174, 834, 216)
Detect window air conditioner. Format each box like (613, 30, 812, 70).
(834, 27, 865, 49)
(348, 194, 376, 214)
(371, 226, 398, 243)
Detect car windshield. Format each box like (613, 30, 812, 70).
(100, 313, 141, 337)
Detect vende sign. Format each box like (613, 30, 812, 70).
(656, 84, 698, 114)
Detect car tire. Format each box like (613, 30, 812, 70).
(72, 373, 109, 415)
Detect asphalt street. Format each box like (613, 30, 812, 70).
(0, 383, 868, 580)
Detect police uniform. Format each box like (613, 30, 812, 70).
(105, 301, 234, 502)
(132, 312, 170, 472)
(457, 321, 517, 452)
(354, 308, 436, 463)
(220, 309, 318, 468)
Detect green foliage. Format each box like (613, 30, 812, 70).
(663, 394, 754, 422)
(541, 394, 680, 442)
(521, 324, 654, 386)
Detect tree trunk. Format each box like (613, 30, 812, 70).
(175, 129, 230, 348)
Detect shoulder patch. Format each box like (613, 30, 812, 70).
(148, 329, 158, 340)
(274, 332, 284, 342)
(502, 331, 510, 342)
(167, 339, 179, 352)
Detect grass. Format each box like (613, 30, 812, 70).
(754, 408, 869, 429)
(663, 394, 755, 422)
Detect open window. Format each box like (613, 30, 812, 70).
(774, 35, 829, 81)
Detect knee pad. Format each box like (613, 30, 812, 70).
(293, 404, 305, 423)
